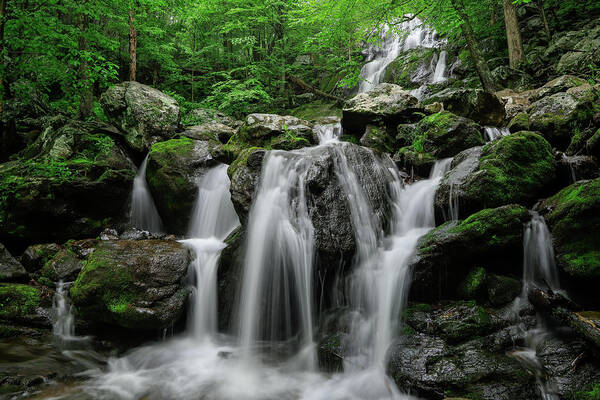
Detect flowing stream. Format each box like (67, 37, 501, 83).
(130, 154, 164, 233)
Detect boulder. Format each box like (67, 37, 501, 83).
(0, 283, 42, 322)
(491, 66, 534, 92)
(0, 243, 28, 282)
(435, 132, 556, 220)
(20, 243, 61, 273)
(382, 48, 438, 90)
(0, 121, 136, 247)
(100, 81, 180, 153)
(531, 75, 589, 102)
(411, 205, 530, 301)
(342, 83, 419, 138)
(182, 123, 236, 144)
(424, 88, 505, 125)
(528, 91, 596, 150)
(239, 113, 313, 145)
(557, 154, 599, 186)
(554, 25, 600, 75)
(183, 108, 242, 129)
(146, 138, 217, 234)
(539, 178, 600, 302)
(394, 111, 484, 176)
(38, 249, 83, 286)
(70, 240, 191, 330)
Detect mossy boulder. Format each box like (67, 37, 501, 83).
(342, 83, 420, 138)
(382, 48, 437, 90)
(38, 249, 83, 286)
(424, 88, 505, 125)
(0, 243, 28, 282)
(182, 123, 236, 144)
(0, 283, 41, 320)
(539, 179, 600, 294)
(182, 108, 241, 128)
(394, 111, 484, 176)
(491, 66, 534, 92)
(486, 274, 521, 306)
(228, 148, 266, 223)
(19, 243, 61, 274)
(146, 137, 217, 234)
(507, 112, 530, 132)
(527, 90, 597, 150)
(70, 240, 190, 330)
(411, 205, 530, 301)
(0, 121, 136, 247)
(435, 132, 556, 220)
(100, 81, 180, 153)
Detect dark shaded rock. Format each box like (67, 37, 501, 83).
(38, 249, 83, 286)
(100, 81, 180, 153)
(539, 178, 600, 304)
(491, 66, 534, 91)
(411, 205, 530, 301)
(557, 154, 600, 186)
(394, 111, 483, 176)
(70, 240, 190, 330)
(0, 243, 28, 282)
(487, 274, 521, 306)
(182, 123, 236, 144)
(146, 138, 217, 234)
(435, 132, 556, 220)
(0, 121, 136, 248)
(20, 244, 61, 274)
(217, 228, 245, 332)
(342, 83, 419, 138)
(424, 88, 505, 125)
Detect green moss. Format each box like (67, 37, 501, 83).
(340, 135, 359, 144)
(542, 178, 600, 278)
(149, 137, 195, 157)
(227, 147, 264, 179)
(0, 283, 41, 319)
(460, 267, 487, 299)
(288, 100, 342, 121)
(507, 113, 530, 132)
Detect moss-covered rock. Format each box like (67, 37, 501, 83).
(38, 249, 83, 286)
(146, 137, 217, 234)
(288, 100, 342, 121)
(540, 179, 600, 286)
(507, 112, 531, 132)
(424, 88, 505, 126)
(394, 111, 484, 176)
(458, 267, 487, 300)
(411, 205, 530, 301)
(0, 283, 41, 320)
(0, 121, 136, 247)
(382, 48, 437, 90)
(435, 132, 556, 220)
(70, 240, 190, 330)
(19, 243, 61, 274)
(100, 81, 180, 153)
(486, 274, 521, 306)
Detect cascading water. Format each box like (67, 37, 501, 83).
(484, 126, 511, 142)
(358, 19, 447, 94)
(181, 164, 240, 340)
(237, 152, 316, 369)
(510, 212, 561, 400)
(53, 280, 75, 340)
(130, 154, 164, 233)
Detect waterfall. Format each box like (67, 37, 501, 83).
(314, 121, 342, 145)
(53, 280, 75, 340)
(237, 152, 316, 369)
(130, 154, 164, 233)
(484, 127, 511, 142)
(358, 25, 403, 93)
(431, 50, 448, 83)
(180, 164, 240, 340)
(510, 212, 560, 400)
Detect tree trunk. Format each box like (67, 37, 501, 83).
(129, 7, 137, 82)
(451, 0, 497, 93)
(0, 0, 7, 113)
(77, 13, 93, 120)
(502, 0, 525, 68)
(536, 0, 552, 42)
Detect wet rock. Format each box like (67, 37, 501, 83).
(228, 148, 266, 224)
(0, 121, 136, 247)
(424, 88, 505, 126)
(146, 138, 217, 234)
(342, 83, 420, 138)
(394, 111, 484, 176)
(557, 154, 600, 186)
(70, 240, 191, 330)
(217, 228, 245, 332)
(528, 91, 596, 150)
(19, 243, 60, 274)
(435, 132, 556, 220)
(382, 48, 438, 90)
(0, 244, 28, 282)
(487, 274, 521, 306)
(539, 178, 600, 303)
(100, 81, 181, 153)
(182, 123, 236, 144)
(38, 249, 83, 286)
(411, 205, 530, 301)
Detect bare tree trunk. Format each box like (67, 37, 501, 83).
(451, 0, 497, 93)
(129, 7, 137, 82)
(78, 13, 93, 120)
(502, 0, 525, 68)
(536, 0, 552, 42)
(0, 0, 7, 113)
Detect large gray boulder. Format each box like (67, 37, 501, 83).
(434, 132, 556, 220)
(239, 113, 314, 146)
(146, 138, 218, 234)
(424, 88, 505, 125)
(70, 240, 190, 330)
(0, 243, 28, 282)
(100, 82, 180, 153)
(342, 83, 419, 138)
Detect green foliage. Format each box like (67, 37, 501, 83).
(577, 384, 600, 400)
(0, 284, 42, 319)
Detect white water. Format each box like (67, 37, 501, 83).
(484, 126, 511, 142)
(511, 212, 560, 400)
(53, 280, 75, 340)
(314, 121, 342, 144)
(359, 19, 446, 94)
(130, 154, 164, 233)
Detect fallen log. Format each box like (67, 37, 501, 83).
(287, 74, 345, 104)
